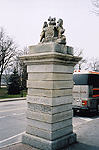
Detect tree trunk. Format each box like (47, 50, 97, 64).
(0, 75, 1, 89)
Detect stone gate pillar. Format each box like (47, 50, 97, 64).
(20, 17, 81, 150)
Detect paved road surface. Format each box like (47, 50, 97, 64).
(0, 100, 27, 148)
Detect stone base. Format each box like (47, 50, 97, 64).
(22, 132, 76, 150)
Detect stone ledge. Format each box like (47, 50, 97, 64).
(27, 80, 73, 89)
(27, 95, 73, 106)
(22, 132, 76, 150)
(27, 118, 72, 132)
(28, 88, 72, 97)
(29, 43, 68, 54)
(20, 51, 81, 66)
(26, 125, 73, 140)
(28, 43, 72, 55)
(27, 64, 74, 73)
(28, 72, 73, 81)
(26, 110, 73, 123)
(27, 103, 72, 114)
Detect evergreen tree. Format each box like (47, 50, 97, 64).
(7, 68, 21, 94)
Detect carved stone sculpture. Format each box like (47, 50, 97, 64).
(56, 18, 66, 44)
(40, 16, 66, 45)
(40, 21, 48, 42)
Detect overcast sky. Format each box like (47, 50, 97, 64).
(0, 0, 99, 58)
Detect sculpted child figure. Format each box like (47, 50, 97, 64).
(40, 21, 48, 42)
(56, 18, 66, 44)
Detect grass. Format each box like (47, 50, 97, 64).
(0, 87, 27, 99)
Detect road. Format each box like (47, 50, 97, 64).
(0, 100, 27, 148)
(73, 114, 98, 128)
(0, 100, 99, 149)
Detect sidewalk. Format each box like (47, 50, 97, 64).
(0, 97, 26, 102)
(1, 116, 99, 150)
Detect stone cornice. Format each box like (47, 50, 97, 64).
(20, 52, 82, 66)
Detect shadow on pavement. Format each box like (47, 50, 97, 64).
(61, 142, 99, 150)
(74, 111, 99, 118)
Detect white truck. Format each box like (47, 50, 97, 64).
(72, 70, 99, 115)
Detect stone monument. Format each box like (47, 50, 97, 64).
(20, 16, 81, 150)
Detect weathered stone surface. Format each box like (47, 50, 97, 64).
(27, 118, 72, 132)
(27, 64, 74, 73)
(27, 80, 73, 89)
(26, 125, 73, 140)
(27, 102, 72, 114)
(27, 95, 73, 106)
(28, 72, 73, 81)
(26, 110, 73, 123)
(21, 52, 81, 66)
(28, 88, 72, 97)
(28, 102, 51, 114)
(67, 46, 73, 55)
(29, 43, 73, 55)
(29, 43, 68, 54)
(22, 133, 76, 150)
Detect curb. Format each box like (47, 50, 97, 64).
(0, 97, 26, 102)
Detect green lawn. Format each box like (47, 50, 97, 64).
(0, 87, 27, 99)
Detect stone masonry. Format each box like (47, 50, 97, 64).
(20, 42, 81, 150)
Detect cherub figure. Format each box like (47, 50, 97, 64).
(40, 21, 48, 42)
(56, 18, 66, 44)
(56, 18, 65, 38)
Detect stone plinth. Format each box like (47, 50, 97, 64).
(20, 42, 81, 150)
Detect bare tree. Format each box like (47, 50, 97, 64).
(13, 47, 28, 96)
(91, 0, 99, 15)
(0, 27, 17, 88)
(13, 47, 28, 75)
(74, 47, 88, 70)
(88, 57, 99, 71)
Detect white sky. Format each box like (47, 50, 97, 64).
(0, 0, 99, 58)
